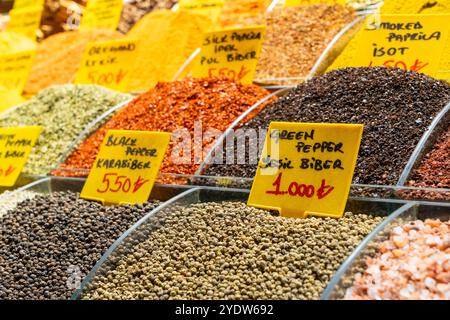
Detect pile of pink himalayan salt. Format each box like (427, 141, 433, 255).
(345, 219, 449, 300)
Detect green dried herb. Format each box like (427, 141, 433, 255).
(0, 84, 131, 176)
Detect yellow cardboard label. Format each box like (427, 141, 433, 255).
(0, 126, 41, 187)
(0, 50, 36, 93)
(350, 14, 450, 77)
(7, 6, 43, 40)
(81, 130, 171, 205)
(13, 0, 44, 9)
(192, 25, 265, 84)
(74, 39, 138, 91)
(248, 122, 363, 219)
(80, 0, 123, 30)
(284, 0, 346, 6)
(179, 0, 225, 23)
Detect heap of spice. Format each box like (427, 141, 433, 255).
(54, 78, 273, 178)
(82, 201, 384, 300)
(125, 10, 212, 92)
(0, 191, 161, 299)
(218, 0, 270, 27)
(253, 4, 356, 85)
(281, 0, 380, 10)
(118, 0, 179, 34)
(24, 29, 123, 96)
(344, 219, 449, 300)
(0, 84, 131, 176)
(404, 125, 450, 201)
(203, 67, 450, 186)
(0, 31, 36, 53)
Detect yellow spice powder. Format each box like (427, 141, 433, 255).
(24, 29, 122, 95)
(126, 10, 212, 92)
(0, 31, 36, 54)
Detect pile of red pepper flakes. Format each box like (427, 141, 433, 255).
(52, 77, 275, 182)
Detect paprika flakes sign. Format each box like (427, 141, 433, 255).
(192, 25, 266, 84)
(351, 14, 450, 77)
(81, 130, 170, 205)
(74, 38, 138, 91)
(0, 126, 41, 187)
(248, 122, 363, 219)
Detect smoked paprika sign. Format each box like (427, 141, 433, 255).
(352, 14, 450, 77)
(0, 126, 42, 187)
(81, 130, 171, 205)
(191, 25, 266, 84)
(248, 122, 363, 219)
(74, 39, 138, 91)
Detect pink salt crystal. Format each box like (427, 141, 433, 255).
(424, 277, 436, 289)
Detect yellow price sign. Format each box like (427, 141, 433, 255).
(0, 50, 36, 93)
(13, 0, 44, 9)
(74, 39, 138, 91)
(179, 0, 225, 23)
(0, 126, 41, 187)
(81, 130, 171, 205)
(351, 14, 450, 77)
(192, 25, 265, 84)
(7, 6, 43, 40)
(248, 122, 363, 219)
(80, 0, 123, 30)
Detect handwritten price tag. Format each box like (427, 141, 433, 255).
(0, 50, 36, 93)
(74, 39, 138, 91)
(191, 25, 265, 84)
(0, 126, 41, 187)
(248, 122, 363, 218)
(81, 130, 171, 205)
(352, 14, 450, 77)
(7, 6, 43, 40)
(179, 0, 225, 23)
(80, 0, 123, 30)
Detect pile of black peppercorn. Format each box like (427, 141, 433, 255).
(203, 67, 450, 185)
(0, 192, 160, 300)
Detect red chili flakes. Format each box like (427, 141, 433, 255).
(52, 77, 274, 180)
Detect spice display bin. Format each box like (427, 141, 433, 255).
(254, 14, 366, 86)
(195, 94, 450, 196)
(0, 176, 194, 204)
(72, 186, 411, 299)
(0, 174, 46, 198)
(395, 102, 450, 200)
(320, 200, 450, 300)
(51, 86, 281, 181)
(172, 14, 366, 87)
